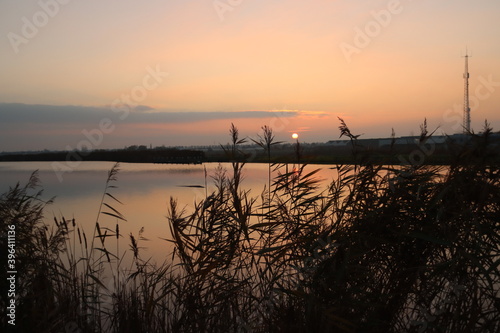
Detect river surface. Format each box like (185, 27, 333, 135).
(0, 161, 336, 263)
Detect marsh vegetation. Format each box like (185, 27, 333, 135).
(1, 121, 499, 332)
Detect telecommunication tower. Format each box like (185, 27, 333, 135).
(463, 50, 471, 133)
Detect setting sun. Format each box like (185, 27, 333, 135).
(292, 133, 299, 139)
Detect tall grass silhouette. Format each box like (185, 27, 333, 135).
(1, 121, 499, 332)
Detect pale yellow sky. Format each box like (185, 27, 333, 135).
(1, 0, 499, 150)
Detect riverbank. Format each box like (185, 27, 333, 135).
(2, 132, 500, 166)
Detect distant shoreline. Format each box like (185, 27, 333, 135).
(2, 136, 499, 166)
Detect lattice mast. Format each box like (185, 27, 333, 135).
(463, 50, 471, 133)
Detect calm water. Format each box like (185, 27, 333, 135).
(0, 161, 335, 262)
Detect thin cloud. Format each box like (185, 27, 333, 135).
(0, 103, 300, 125)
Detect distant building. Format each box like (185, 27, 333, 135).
(325, 140, 350, 147)
(328, 135, 450, 148)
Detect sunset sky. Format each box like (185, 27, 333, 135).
(1, 0, 499, 151)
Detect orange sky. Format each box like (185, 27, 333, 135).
(1, 0, 499, 150)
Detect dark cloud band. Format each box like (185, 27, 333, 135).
(0, 103, 298, 125)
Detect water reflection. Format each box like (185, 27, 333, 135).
(0, 161, 333, 263)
